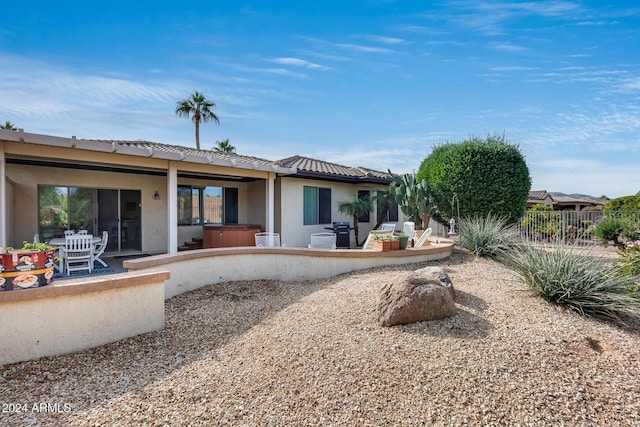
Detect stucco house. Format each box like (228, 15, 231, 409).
(527, 190, 605, 211)
(0, 129, 400, 253)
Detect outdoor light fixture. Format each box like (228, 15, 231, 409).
(153, 190, 160, 200)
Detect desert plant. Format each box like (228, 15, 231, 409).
(387, 171, 431, 229)
(595, 217, 638, 249)
(616, 240, 640, 278)
(458, 214, 519, 259)
(507, 243, 640, 322)
(417, 133, 531, 226)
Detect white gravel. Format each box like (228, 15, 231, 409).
(2, 248, 639, 426)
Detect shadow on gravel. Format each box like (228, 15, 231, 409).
(455, 289, 490, 312)
(398, 306, 494, 339)
(0, 276, 337, 426)
(1, 250, 471, 426)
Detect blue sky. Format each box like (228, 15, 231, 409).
(1, 1, 638, 198)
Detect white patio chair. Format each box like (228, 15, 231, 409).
(64, 234, 94, 275)
(91, 230, 109, 268)
(413, 228, 432, 248)
(77, 229, 89, 235)
(64, 230, 75, 236)
(403, 221, 415, 247)
(380, 223, 396, 232)
(309, 232, 337, 249)
(33, 233, 40, 243)
(255, 232, 280, 247)
(362, 229, 393, 250)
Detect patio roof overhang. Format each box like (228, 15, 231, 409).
(1, 129, 297, 176)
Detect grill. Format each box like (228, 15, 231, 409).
(331, 222, 351, 248)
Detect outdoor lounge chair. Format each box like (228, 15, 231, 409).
(309, 232, 337, 249)
(380, 223, 396, 232)
(362, 229, 394, 250)
(413, 227, 432, 248)
(255, 232, 280, 247)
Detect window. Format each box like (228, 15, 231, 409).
(38, 186, 95, 241)
(178, 185, 231, 226)
(357, 190, 370, 223)
(376, 190, 399, 222)
(303, 186, 331, 225)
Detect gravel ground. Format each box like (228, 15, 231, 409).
(2, 248, 640, 426)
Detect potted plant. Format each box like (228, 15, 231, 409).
(394, 232, 409, 250)
(390, 235, 400, 251)
(0, 242, 56, 291)
(372, 235, 392, 252)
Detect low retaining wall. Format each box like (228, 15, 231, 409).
(0, 271, 169, 366)
(124, 239, 454, 299)
(1, 241, 453, 366)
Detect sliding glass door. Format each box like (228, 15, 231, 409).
(39, 186, 141, 253)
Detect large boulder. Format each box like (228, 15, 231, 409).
(377, 267, 456, 327)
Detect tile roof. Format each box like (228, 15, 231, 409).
(528, 190, 550, 200)
(276, 155, 389, 182)
(102, 140, 276, 167)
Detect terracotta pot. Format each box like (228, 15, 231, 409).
(373, 240, 391, 251)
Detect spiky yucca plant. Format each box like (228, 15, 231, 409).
(458, 214, 519, 259)
(507, 243, 640, 322)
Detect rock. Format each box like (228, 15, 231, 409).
(377, 268, 456, 327)
(414, 266, 456, 301)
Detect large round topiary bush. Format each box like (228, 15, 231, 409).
(417, 134, 531, 225)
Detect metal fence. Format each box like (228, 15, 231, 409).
(516, 210, 640, 245)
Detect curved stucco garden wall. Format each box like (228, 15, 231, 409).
(124, 240, 454, 299)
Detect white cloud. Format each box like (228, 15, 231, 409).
(358, 35, 406, 45)
(489, 43, 528, 52)
(334, 43, 397, 54)
(271, 57, 330, 70)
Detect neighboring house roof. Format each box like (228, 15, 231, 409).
(548, 192, 606, 207)
(528, 189, 606, 210)
(528, 190, 550, 201)
(276, 155, 390, 184)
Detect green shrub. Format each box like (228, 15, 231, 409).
(595, 217, 638, 249)
(604, 195, 640, 212)
(417, 134, 531, 226)
(507, 243, 640, 322)
(458, 214, 519, 259)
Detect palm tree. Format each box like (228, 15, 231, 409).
(337, 194, 373, 247)
(175, 91, 219, 150)
(372, 188, 394, 230)
(214, 139, 236, 153)
(0, 121, 17, 130)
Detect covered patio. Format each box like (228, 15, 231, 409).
(0, 129, 295, 254)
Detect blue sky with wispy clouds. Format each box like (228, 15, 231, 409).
(1, 1, 638, 198)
